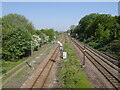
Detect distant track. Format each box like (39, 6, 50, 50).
(70, 36, 120, 90)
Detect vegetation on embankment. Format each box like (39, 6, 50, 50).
(1, 43, 52, 84)
(57, 36, 92, 88)
(1, 13, 61, 74)
(68, 13, 120, 60)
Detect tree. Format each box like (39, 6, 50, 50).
(41, 29, 55, 42)
(2, 26, 32, 61)
(68, 13, 120, 59)
(2, 13, 35, 37)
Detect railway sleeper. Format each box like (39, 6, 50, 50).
(113, 83, 120, 88)
(71, 37, 120, 89)
(86, 52, 119, 87)
(87, 51, 119, 82)
(72, 37, 119, 71)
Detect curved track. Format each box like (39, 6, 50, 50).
(70, 36, 120, 90)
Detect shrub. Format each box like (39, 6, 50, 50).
(2, 26, 32, 61)
(88, 41, 98, 48)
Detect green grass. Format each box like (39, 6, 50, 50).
(2, 47, 47, 82)
(14, 66, 28, 79)
(1, 42, 57, 83)
(2, 62, 27, 82)
(1, 57, 28, 74)
(1, 43, 53, 82)
(1, 43, 52, 75)
(2, 68, 28, 88)
(58, 36, 92, 88)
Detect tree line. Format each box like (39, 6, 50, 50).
(68, 13, 120, 60)
(1, 13, 57, 62)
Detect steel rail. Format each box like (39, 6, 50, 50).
(70, 37, 120, 89)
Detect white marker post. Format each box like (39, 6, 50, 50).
(63, 52, 67, 59)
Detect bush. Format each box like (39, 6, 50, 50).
(35, 30, 49, 45)
(41, 29, 54, 42)
(98, 47, 107, 51)
(2, 26, 32, 61)
(110, 40, 120, 58)
(88, 41, 98, 48)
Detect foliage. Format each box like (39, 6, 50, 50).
(2, 13, 35, 36)
(41, 29, 55, 42)
(69, 13, 120, 59)
(87, 41, 98, 48)
(2, 26, 31, 61)
(2, 14, 35, 61)
(1, 57, 28, 75)
(32, 35, 41, 50)
(2, 13, 57, 62)
(36, 30, 49, 44)
(58, 36, 92, 88)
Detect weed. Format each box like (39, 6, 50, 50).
(58, 36, 92, 88)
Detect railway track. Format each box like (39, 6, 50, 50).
(70, 37, 120, 89)
(79, 40, 119, 67)
(31, 46, 59, 88)
(21, 37, 64, 88)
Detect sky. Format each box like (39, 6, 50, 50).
(2, 2, 118, 31)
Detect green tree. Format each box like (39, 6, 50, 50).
(2, 13, 35, 37)
(2, 13, 36, 61)
(69, 13, 120, 59)
(2, 26, 31, 61)
(41, 29, 55, 42)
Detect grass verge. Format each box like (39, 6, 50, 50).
(1, 43, 54, 83)
(1, 43, 51, 75)
(58, 36, 92, 88)
(2, 62, 26, 82)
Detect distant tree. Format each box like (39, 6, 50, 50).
(35, 30, 48, 45)
(41, 29, 55, 42)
